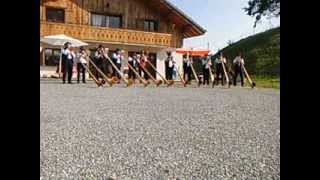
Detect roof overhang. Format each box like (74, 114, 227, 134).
(151, 0, 207, 38)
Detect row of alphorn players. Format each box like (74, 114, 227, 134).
(61, 42, 255, 88)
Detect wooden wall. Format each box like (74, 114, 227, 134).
(40, 0, 183, 47)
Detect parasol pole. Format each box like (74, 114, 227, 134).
(59, 47, 62, 78)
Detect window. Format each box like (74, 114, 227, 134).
(46, 8, 65, 23)
(91, 13, 121, 28)
(144, 20, 158, 32)
(44, 49, 61, 66)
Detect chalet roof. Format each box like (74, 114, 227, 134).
(150, 0, 207, 38)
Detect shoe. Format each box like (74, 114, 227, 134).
(83, 81, 86, 84)
(63, 81, 66, 84)
(68, 82, 73, 84)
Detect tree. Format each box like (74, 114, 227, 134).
(244, 0, 280, 27)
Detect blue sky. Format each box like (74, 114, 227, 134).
(167, 0, 280, 53)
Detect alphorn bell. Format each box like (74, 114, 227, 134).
(80, 62, 103, 87)
(241, 63, 256, 88)
(87, 56, 115, 87)
(127, 62, 149, 87)
(140, 63, 162, 87)
(103, 53, 133, 87)
(86, 67, 103, 87)
(146, 61, 174, 86)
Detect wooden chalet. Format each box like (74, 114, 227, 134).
(40, 0, 206, 79)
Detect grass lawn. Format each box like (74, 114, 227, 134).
(250, 75, 280, 89)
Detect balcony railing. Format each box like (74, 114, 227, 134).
(40, 21, 172, 47)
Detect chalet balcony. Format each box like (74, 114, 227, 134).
(40, 21, 172, 47)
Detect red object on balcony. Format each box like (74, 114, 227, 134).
(176, 47, 210, 56)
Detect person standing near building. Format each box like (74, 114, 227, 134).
(61, 42, 74, 84)
(136, 53, 143, 78)
(214, 52, 227, 86)
(94, 45, 104, 80)
(140, 51, 149, 80)
(76, 47, 88, 83)
(172, 61, 178, 80)
(165, 51, 174, 80)
(111, 48, 122, 80)
(165, 52, 169, 80)
(183, 54, 191, 83)
(128, 53, 136, 80)
(101, 47, 113, 77)
(233, 52, 245, 87)
(202, 55, 211, 86)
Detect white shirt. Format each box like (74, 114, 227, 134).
(119, 55, 124, 64)
(205, 60, 212, 69)
(62, 49, 73, 60)
(77, 52, 87, 64)
(215, 57, 226, 64)
(168, 56, 174, 68)
(112, 53, 121, 64)
(233, 56, 244, 65)
(173, 63, 178, 71)
(94, 51, 103, 59)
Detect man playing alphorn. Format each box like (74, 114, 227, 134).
(214, 52, 227, 86)
(233, 52, 245, 87)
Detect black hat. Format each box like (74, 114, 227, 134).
(98, 44, 103, 48)
(80, 47, 85, 51)
(64, 42, 71, 46)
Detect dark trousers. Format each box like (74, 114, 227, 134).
(233, 65, 244, 86)
(62, 59, 73, 83)
(111, 59, 118, 77)
(183, 66, 192, 83)
(165, 62, 169, 79)
(128, 61, 136, 79)
(215, 64, 224, 85)
(94, 58, 103, 79)
(77, 63, 86, 83)
(142, 66, 149, 80)
(203, 67, 210, 85)
(101, 61, 107, 75)
(167, 67, 173, 80)
(115, 63, 121, 79)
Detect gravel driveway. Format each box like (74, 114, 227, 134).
(40, 79, 280, 180)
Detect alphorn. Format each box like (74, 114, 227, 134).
(146, 61, 174, 86)
(79, 62, 103, 87)
(127, 62, 149, 87)
(208, 65, 215, 88)
(87, 57, 115, 87)
(241, 63, 256, 88)
(139, 63, 162, 87)
(190, 63, 200, 87)
(103, 54, 133, 87)
(221, 59, 230, 88)
(174, 65, 187, 87)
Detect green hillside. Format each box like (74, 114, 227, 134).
(212, 27, 280, 76)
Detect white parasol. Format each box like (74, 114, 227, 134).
(40, 34, 89, 77)
(40, 34, 88, 47)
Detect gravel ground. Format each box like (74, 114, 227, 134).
(40, 79, 280, 180)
